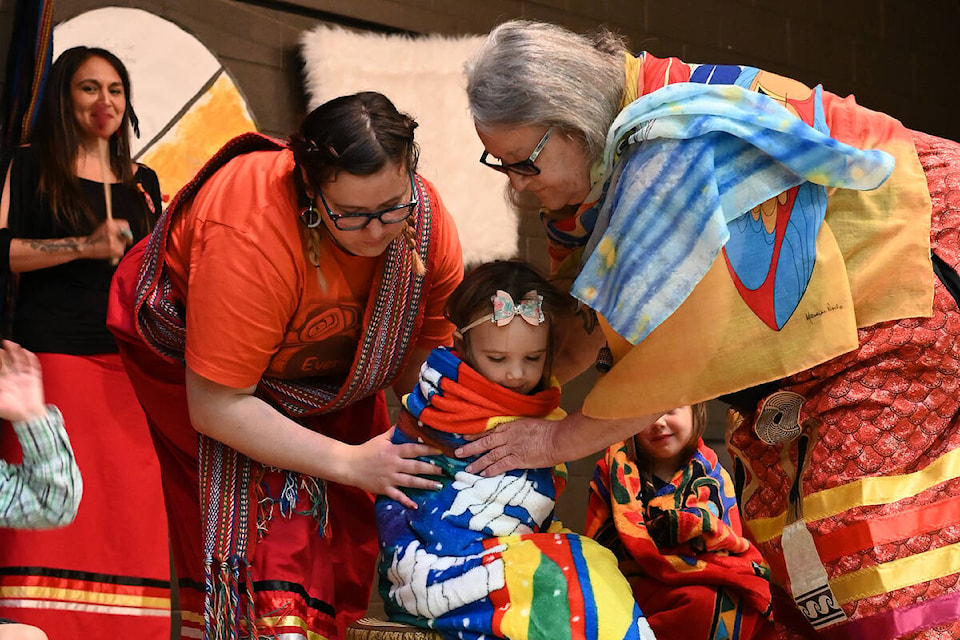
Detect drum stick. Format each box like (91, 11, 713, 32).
(97, 137, 119, 266)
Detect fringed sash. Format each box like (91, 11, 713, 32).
(133, 133, 435, 639)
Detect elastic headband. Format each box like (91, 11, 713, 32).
(457, 289, 545, 335)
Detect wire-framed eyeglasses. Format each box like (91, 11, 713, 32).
(479, 126, 555, 176)
(316, 173, 418, 231)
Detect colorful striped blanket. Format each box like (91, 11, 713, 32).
(376, 347, 654, 640)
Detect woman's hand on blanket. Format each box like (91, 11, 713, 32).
(455, 417, 560, 476)
(345, 427, 444, 509)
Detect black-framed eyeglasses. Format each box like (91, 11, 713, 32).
(479, 126, 555, 176)
(316, 173, 418, 231)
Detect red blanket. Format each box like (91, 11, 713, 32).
(587, 438, 774, 640)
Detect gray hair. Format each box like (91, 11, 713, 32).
(465, 20, 628, 164)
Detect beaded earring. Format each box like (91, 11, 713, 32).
(299, 202, 321, 228)
(595, 344, 613, 373)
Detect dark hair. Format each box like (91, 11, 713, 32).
(31, 46, 143, 233)
(446, 260, 577, 385)
(633, 402, 710, 474)
(290, 91, 419, 190)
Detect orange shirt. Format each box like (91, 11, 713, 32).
(164, 149, 462, 389)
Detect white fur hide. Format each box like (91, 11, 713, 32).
(300, 25, 517, 265)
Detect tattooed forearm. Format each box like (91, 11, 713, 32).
(8, 235, 95, 273)
(25, 237, 84, 253)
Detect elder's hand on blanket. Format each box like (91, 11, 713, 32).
(345, 427, 444, 509)
(456, 410, 661, 476)
(455, 417, 560, 476)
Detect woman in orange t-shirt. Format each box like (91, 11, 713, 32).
(107, 91, 463, 640)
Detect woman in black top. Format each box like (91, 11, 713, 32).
(0, 46, 171, 639)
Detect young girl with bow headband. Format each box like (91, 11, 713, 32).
(450, 263, 558, 395)
(374, 260, 656, 640)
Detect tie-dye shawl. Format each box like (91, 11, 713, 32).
(576, 83, 893, 345)
(542, 53, 932, 418)
(376, 347, 655, 640)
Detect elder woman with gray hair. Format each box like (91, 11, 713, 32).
(459, 18, 960, 640)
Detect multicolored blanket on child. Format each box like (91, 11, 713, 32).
(376, 347, 654, 640)
(586, 438, 772, 639)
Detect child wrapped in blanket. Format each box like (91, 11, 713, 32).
(586, 404, 775, 640)
(376, 260, 655, 640)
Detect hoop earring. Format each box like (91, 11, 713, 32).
(299, 202, 321, 228)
